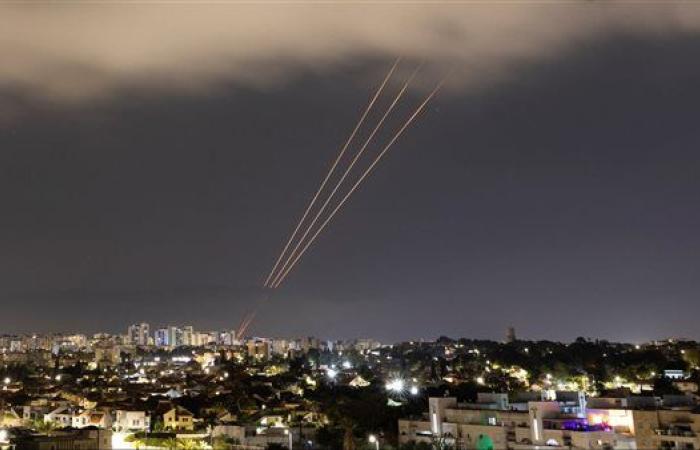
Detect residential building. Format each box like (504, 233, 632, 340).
(155, 328, 169, 347)
(399, 393, 648, 450)
(167, 326, 182, 348)
(127, 323, 150, 346)
(182, 325, 194, 346)
(114, 410, 151, 432)
(71, 410, 112, 429)
(44, 406, 74, 428)
(247, 339, 270, 360)
(163, 406, 195, 431)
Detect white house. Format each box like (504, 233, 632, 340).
(44, 406, 73, 428)
(114, 410, 151, 432)
(72, 410, 112, 429)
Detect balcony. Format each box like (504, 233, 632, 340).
(656, 429, 697, 438)
(658, 444, 695, 450)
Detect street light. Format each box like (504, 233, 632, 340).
(385, 378, 404, 393)
(368, 434, 379, 450)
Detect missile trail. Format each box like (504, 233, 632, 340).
(269, 64, 422, 288)
(262, 58, 400, 288)
(237, 310, 256, 339)
(271, 76, 448, 288)
(245, 62, 400, 337)
(236, 311, 254, 339)
(235, 289, 272, 338)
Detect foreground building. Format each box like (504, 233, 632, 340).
(15, 429, 112, 450)
(400, 392, 700, 450)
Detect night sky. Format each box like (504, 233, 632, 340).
(1, 4, 699, 342)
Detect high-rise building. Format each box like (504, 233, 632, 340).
(167, 326, 182, 348)
(197, 332, 216, 346)
(154, 328, 169, 347)
(218, 331, 234, 346)
(506, 326, 516, 343)
(247, 339, 270, 360)
(127, 323, 150, 346)
(181, 326, 194, 346)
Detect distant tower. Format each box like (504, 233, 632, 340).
(506, 326, 516, 343)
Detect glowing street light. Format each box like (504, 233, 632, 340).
(409, 386, 419, 396)
(368, 434, 379, 450)
(385, 378, 404, 393)
(326, 368, 338, 379)
(2, 377, 9, 385)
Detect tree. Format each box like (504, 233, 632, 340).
(151, 417, 165, 432)
(316, 425, 343, 449)
(32, 419, 57, 436)
(653, 377, 681, 396)
(177, 438, 206, 449)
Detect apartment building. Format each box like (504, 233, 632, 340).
(400, 392, 700, 450)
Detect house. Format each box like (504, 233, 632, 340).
(60, 390, 98, 409)
(164, 388, 183, 399)
(349, 375, 370, 387)
(22, 404, 51, 423)
(259, 415, 285, 427)
(114, 410, 150, 432)
(163, 406, 194, 431)
(44, 406, 73, 428)
(212, 424, 245, 441)
(71, 410, 112, 429)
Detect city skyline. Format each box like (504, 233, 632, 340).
(1, 3, 700, 342)
(0, 322, 697, 348)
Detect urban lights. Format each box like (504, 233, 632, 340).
(385, 378, 404, 393)
(368, 434, 379, 450)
